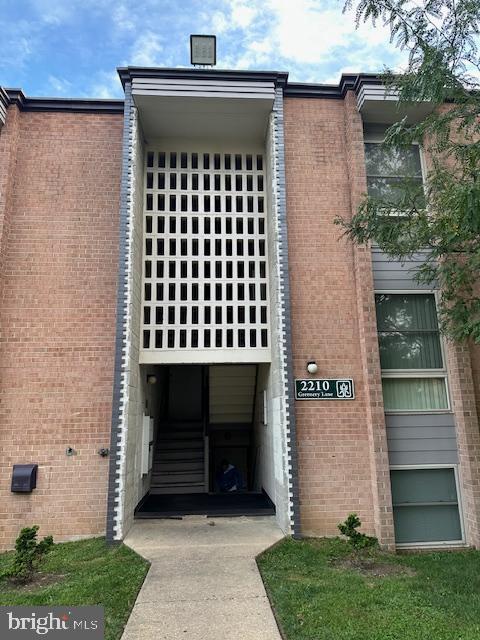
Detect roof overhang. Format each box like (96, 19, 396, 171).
(118, 67, 288, 143)
(356, 78, 435, 123)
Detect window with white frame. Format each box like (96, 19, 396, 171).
(364, 141, 426, 209)
(390, 467, 463, 544)
(375, 293, 449, 411)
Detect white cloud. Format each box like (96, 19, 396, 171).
(30, 0, 74, 25)
(267, 1, 352, 63)
(0, 33, 34, 71)
(210, 11, 231, 34)
(112, 3, 136, 33)
(130, 31, 164, 66)
(203, 0, 404, 80)
(0, 0, 410, 95)
(210, 0, 259, 33)
(230, 1, 257, 29)
(47, 75, 73, 95)
(89, 70, 123, 98)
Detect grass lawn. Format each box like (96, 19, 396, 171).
(258, 537, 480, 640)
(0, 538, 149, 640)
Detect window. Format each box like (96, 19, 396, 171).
(364, 142, 425, 209)
(375, 293, 449, 411)
(390, 468, 463, 544)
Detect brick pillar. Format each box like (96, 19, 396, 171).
(0, 105, 20, 297)
(343, 91, 395, 549)
(446, 341, 480, 546)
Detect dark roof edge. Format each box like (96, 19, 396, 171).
(4, 88, 124, 113)
(285, 73, 382, 98)
(2, 72, 385, 111)
(117, 66, 290, 88)
(119, 68, 383, 98)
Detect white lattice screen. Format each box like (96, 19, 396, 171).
(140, 148, 271, 363)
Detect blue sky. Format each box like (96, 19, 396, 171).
(0, 0, 405, 98)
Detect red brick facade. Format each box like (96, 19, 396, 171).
(284, 92, 480, 547)
(0, 107, 123, 549)
(0, 78, 479, 550)
(283, 95, 393, 542)
(446, 341, 480, 546)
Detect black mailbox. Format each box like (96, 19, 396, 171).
(11, 464, 38, 493)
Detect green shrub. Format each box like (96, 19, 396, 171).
(338, 514, 377, 550)
(7, 526, 54, 584)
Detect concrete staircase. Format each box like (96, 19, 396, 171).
(150, 421, 205, 494)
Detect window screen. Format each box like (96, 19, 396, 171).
(382, 378, 448, 411)
(365, 143, 425, 208)
(391, 468, 462, 543)
(376, 294, 443, 370)
(375, 294, 448, 411)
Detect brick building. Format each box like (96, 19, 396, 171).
(0, 68, 479, 551)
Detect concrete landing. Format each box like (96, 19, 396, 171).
(122, 516, 284, 640)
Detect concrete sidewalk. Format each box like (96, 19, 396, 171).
(122, 516, 284, 640)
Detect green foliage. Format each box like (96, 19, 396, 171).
(7, 526, 53, 584)
(338, 513, 378, 549)
(338, 0, 480, 343)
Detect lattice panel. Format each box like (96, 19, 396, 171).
(141, 149, 270, 358)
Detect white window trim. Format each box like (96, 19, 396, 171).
(390, 464, 466, 548)
(364, 137, 428, 218)
(375, 290, 451, 413)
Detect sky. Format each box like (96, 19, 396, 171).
(0, 0, 406, 99)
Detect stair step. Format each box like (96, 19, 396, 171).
(154, 450, 204, 461)
(153, 461, 204, 472)
(149, 485, 205, 495)
(155, 449, 204, 459)
(155, 439, 203, 450)
(152, 472, 204, 484)
(152, 482, 205, 490)
(160, 421, 204, 430)
(150, 479, 205, 487)
(157, 432, 204, 441)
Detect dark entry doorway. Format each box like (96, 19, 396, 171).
(135, 364, 275, 518)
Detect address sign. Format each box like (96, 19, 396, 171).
(295, 378, 355, 400)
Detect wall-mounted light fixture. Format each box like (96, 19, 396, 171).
(306, 361, 318, 375)
(147, 374, 157, 385)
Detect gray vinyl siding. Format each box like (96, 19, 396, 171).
(386, 413, 458, 465)
(372, 245, 433, 290)
(372, 246, 457, 467)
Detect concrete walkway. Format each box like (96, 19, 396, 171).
(122, 516, 284, 640)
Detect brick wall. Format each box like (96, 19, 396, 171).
(0, 106, 20, 300)
(0, 108, 123, 550)
(343, 92, 395, 548)
(447, 340, 480, 546)
(284, 96, 385, 540)
(471, 343, 480, 421)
